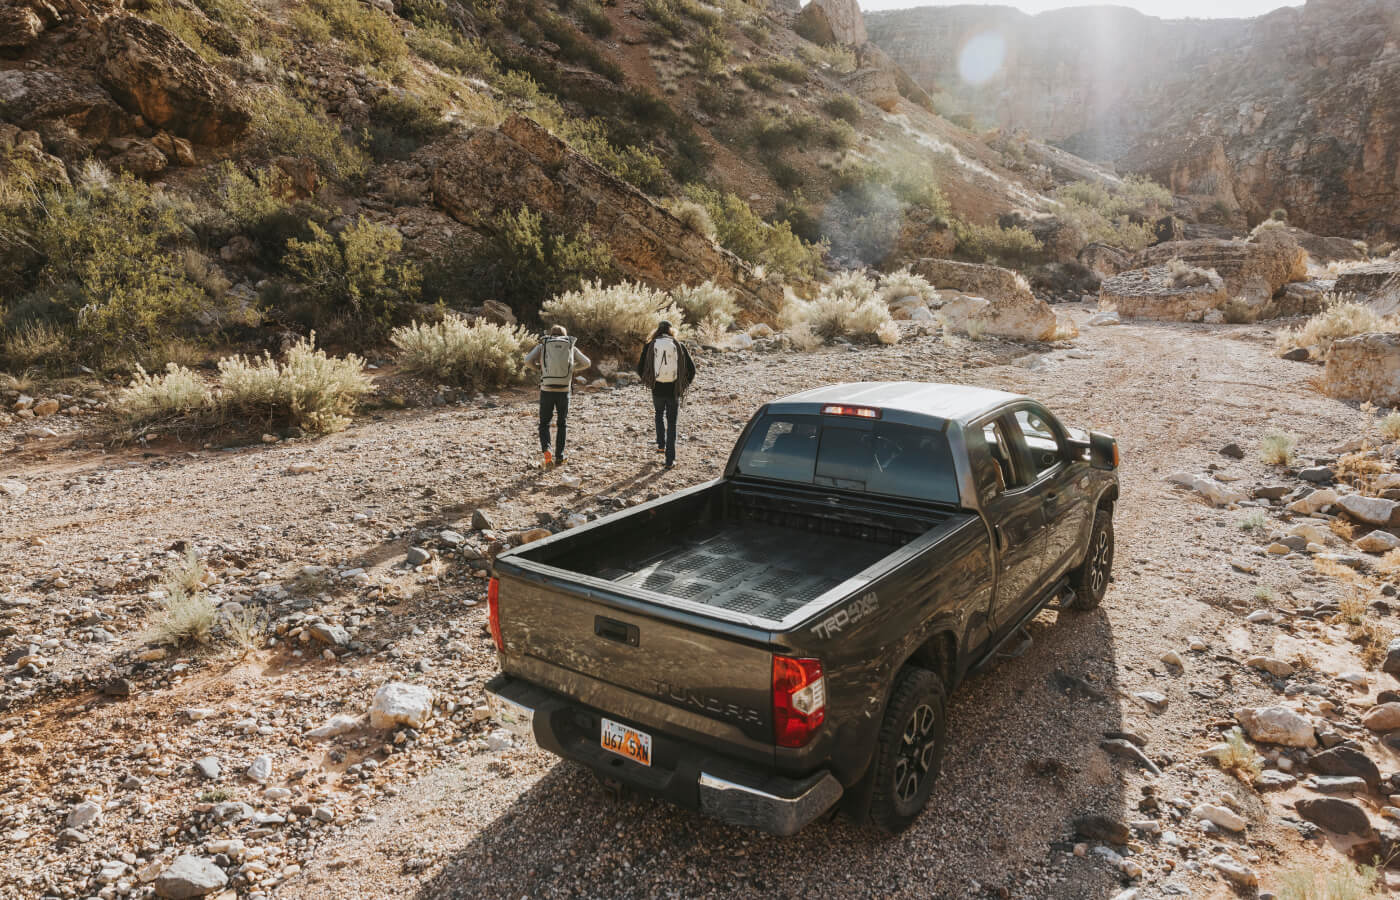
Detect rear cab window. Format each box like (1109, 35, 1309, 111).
(736, 413, 960, 505)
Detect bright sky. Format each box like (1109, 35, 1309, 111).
(861, 0, 1303, 18)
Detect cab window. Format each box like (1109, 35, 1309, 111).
(980, 419, 1028, 493)
(1010, 407, 1065, 479)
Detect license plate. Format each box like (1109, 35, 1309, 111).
(489, 693, 534, 741)
(600, 717, 652, 767)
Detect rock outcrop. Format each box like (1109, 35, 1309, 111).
(431, 115, 781, 314)
(0, 69, 131, 157)
(1098, 265, 1229, 321)
(98, 16, 250, 145)
(911, 258, 1034, 306)
(911, 258, 1060, 340)
(1135, 232, 1305, 305)
(807, 0, 866, 45)
(869, 0, 1400, 240)
(1323, 333, 1400, 407)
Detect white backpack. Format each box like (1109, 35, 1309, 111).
(653, 336, 678, 383)
(540, 336, 574, 388)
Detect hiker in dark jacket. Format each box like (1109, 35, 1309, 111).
(524, 325, 590, 468)
(636, 321, 696, 469)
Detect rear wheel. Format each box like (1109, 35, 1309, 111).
(1068, 510, 1114, 611)
(869, 667, 948, 833)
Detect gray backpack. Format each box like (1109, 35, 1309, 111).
(540, 336, 575, 388)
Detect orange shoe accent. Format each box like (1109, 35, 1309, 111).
(542, 450, 553, 468)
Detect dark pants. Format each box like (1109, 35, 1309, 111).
(539, 390, 568, 456)
(653, 389, 678, 465)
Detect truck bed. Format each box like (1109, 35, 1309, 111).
(514, 481, 957, 627)
(596, 522, 890, 621)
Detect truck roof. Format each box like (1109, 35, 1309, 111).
(767, 382, 1024, 426)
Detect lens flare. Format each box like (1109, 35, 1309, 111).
(958, 32, 1006, 86)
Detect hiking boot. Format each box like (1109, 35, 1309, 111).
(655, 445, 665, 453)
(555, 456, 566, 465)
(542, 450, 553, 468)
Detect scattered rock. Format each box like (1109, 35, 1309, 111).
(66, 800, 101, 829)
(1207, 854, 1258, 888)
(1337, 494, 1400, 528)
(470, 509, 494, 531)
(1219, 443, 1245, 459)
(1246, 656, 1294, 678)
(1235, 706, 1316, 747)
(1362, 703, 1400, 732)
(1324, 332, 1400, 407)
(1299, 465, 1334, 483)
(154, 855, 228, 899)
(1356, 531, 1400, 553)
(306, 714, 362, 739)
(369, 681, 434, 730)
(1192, 803, 1246, 832)
(1166, 471, 1246, 506)
(1295, 797, 1374, 837)
(406, 547, 432, 566)
(309, 622, 349, 646)
(245, 754, 272, 784)
(1288, 488, 1339, 515)
(193, 756, 220, 780)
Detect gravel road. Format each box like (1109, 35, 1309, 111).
(1, 308, 1377, 898)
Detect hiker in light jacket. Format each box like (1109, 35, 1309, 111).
(524, 325, 590, 468)
(636, 321, 696, 469)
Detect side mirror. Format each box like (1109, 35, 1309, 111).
(1089, 432, 1119, 470)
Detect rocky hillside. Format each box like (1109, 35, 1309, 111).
(869, 0, 1400, 242)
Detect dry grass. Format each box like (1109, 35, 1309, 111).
(1378, 549, 1400, 576)
(1358, 621, 1394, 670)
(391, 316, 535, 389)
(1237, 511, 1268, 532)
(1277, 860, 1384, 900)
(1275, 295, 1393, 358)
(1209, 727, 1263, 784)
(1380, 413, 1400, 442)
(1330, 518, 1360, 542)
(1259, 430, 1297, 465)
(169, 549, 207, 595)
(672, 281, 738, 329)
(782, 272, 896, 344)
(218, 336, 374, 435)
(224, 607, 267, 655)
(146, 584, 217, 648)
(1337, 452, 1386, 482)
(877, 268, 938, 306)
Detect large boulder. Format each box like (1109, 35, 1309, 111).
(1098, 264, 1229, 321)
(806, 0, 866, 44)
(154, 856, 227, 898)
(843, 66, 898, 113)
(98, 15, 250, 144)
(429, 115, 781, 316)
(0, 69, 131, 157)
(368, 681, 434, 730)
(1235, 706, 1316, 747)
(1079, 243, 1131, 278)
(0, 3, 44, 55)
(1135, 232, 1306, 305)
(912, 258, 1060, 341)
(0, 124, 69, 187)
(1323, 333, 1400, 407)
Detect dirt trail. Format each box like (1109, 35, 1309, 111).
(1, 311, 1379, 899)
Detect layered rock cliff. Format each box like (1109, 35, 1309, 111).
(869, 0, 1400, 241)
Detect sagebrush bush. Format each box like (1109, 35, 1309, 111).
(391, 315, 536, 388)
(117, 363, 215, 426)
(665, 198, 716, 241)
(1260, 430, 1297, 465)
(1052, 176, 1167, 252)
(784, 273, 896, 344)
(146, 584, 217, 647)
(878, 268, 938, 305)
(955, 223, 1043, 265)
(684, 186, 824, 280)
(764, 57, 807, 83)
(1275, 295, 1391, 358)
(672, 281, 737, 329)
(249, 89, 368, 181)
(301, 0, 409, 70)
(822, 94, 862, 124)
(218, 336, 373, 434)
(283, 218, 422, 339)
(1379, 413, 1400, 441)
(738, 65, 778, 93)
(542, 280, 681, 353)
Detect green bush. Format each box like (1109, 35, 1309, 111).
(642, 0, 685, 36)
(693, 25, 730, 77)
(684, 185, 825, 280)
(954, 223, 1043, 265)
(764, 57, 807, 83)
(572, 0, 613, 37)
(391, 315, 536, 387)
(696, 82, 744, 117)
(1051, 176, 1169, 252)
(283, 218, 422, 339)
(822, 94, 862, 124)
(0, 172, 206, 367)
(406, 23, 500, 78)
(472, 205, 616, 317)
(301, 0, 409, 72)
(739, 65, 778, 94)
(823, 161, 950, 265)
(542, 280, 682, 353)
(752, 112, 819, 151)
(365, 92, 452, 159)
(249, 89, 368, 181)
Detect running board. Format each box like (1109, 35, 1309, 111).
(967, 578, 1072, 676)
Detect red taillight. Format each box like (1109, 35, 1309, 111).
(821, 404, 880, 419)
(772, 656, 825, 748)
(487, 578, 503, 652)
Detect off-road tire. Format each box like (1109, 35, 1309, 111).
(869, 667, 948, 833)
(1068, 510, 1114, 611)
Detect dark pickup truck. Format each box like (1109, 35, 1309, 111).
(486, 382, 1119, 834)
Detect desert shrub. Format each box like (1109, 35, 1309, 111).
(1220, 298, 1259, 324)
(210, 163, 289, 234)
(1379, 413, 1400, 441)
(822, 94, 862, 123)
(692, 25, 729, 76)
(0, 172, 207, 367)
(283, 218, 422, 339)
(665, 198, 717, 241)
(1276, 860, 1382, 900)
(820, 119, 856, 150)
(391, 315, 536, 388)
(406, 22, 499, 78)
(218, 335, 373, 434)
(1166, 257, 1213, 288)
(764, 57, 807, 83)
(471, 205, 615, 317)
(541, 280, 682, 353)
(2, 320, 73, 370)
(1270, 208, 1288, 222)
(738, 65, 778, 93)
(1208, 727, 1263, 783)
(571, 0, 612, 36)
(1274, 295, 1391, 358)
(117, 363, 215, 427)
(784, 272, 895, 343)
(696, 81, 744, 117)
(795, 41, 856, 74)
(824, 161, 952, 264)
(364, 92, 452, 159)
(740, 19, 769, 45)
(752, 111, 820, 151)
(642, 0, 685, 36)
(1236, 510, 1267, 532)
(146, 584, 217, 647)
(878, 268, 937, 305)
(1052, 176, 1167, 252)
(1259, 430, 1296, 465)
(766, 158, 803, 191)
(955, 223, 1043, 265)
(672, 281, 737, 329)
(301, 0, 409, 71)
(249, 89, 368, 181)
(684, 185, 825, 279)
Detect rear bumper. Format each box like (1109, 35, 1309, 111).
(486, 674, 842, 836)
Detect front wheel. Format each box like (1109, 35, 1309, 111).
(1068, 510, 1114, 611)
(869, 667, 948, 833)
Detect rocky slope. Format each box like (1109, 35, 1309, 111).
(869, 0, 1400, 242)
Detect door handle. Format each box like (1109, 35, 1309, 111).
(994, 525, 1009, 553)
